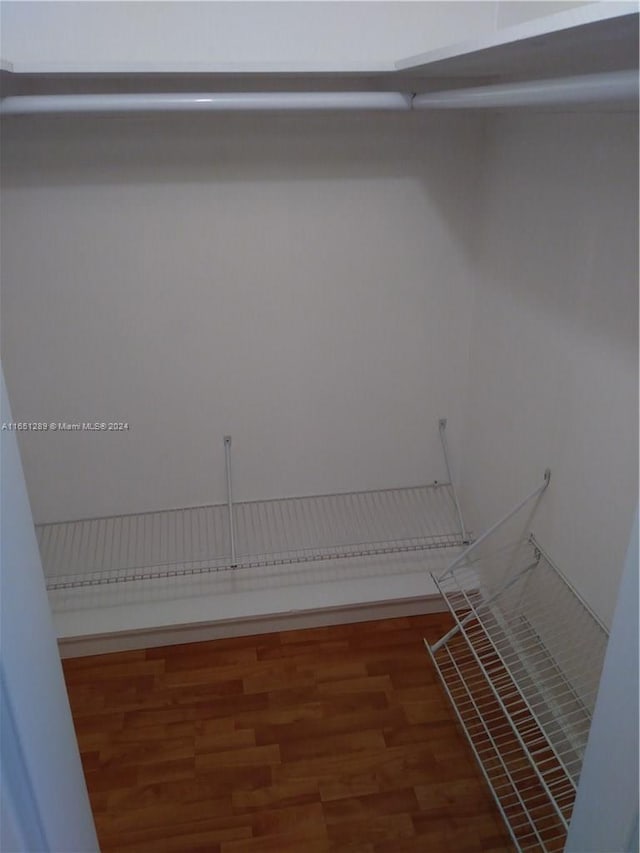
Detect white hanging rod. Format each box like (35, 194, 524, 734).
(0, 91, 412, 114)
(1, 72, 635, 115)
(412, 70, 638, 109)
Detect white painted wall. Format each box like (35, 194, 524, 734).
(1, 111, 483, 522)
(0, 369, 98, 851)
(0, 0, 497, 71)
(2, 109, 637, 627)
(460, 112, 638, 626)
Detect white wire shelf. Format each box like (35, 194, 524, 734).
(37, 483, 464, 600)
(426, 537, 609, 852)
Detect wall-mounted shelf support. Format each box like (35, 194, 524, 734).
(438, 468, 550, 588)
(223, 435, 237, 568)
(438, 417, 467, 543)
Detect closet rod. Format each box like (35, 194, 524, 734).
(412, 70, 638, 109)
(0, 91, 412, 115)
(1, 71, 636, 115)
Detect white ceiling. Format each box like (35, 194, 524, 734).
(0, 1, 594, 73)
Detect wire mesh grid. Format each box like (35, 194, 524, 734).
(427, 537, 609, 852)
(37, 483, 464, 601)
(47, 547, 458, 613)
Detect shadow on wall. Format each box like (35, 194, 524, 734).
(0, 109, 483, 255)
(475, 112, 638, 352)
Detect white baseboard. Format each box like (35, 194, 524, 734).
(58, 594, 446, 658)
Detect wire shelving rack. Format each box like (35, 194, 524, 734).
(427, 531, 609, 852)
(37, 420, 468, 611)
(38, 483, 462, 589)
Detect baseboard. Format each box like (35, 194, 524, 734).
(58, 594, 446, 658)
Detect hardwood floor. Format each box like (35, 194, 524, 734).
(63, 613, 514, 852)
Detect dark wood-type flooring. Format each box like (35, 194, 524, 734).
(63, 613, 514, 852)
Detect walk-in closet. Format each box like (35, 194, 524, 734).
(1, 3, 638, 851)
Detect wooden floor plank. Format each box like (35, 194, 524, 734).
(254, 705, 406, 747)
(279, 729, 387, 762)
(231, 777, 321, 812)
(325, 812, 415, 845)
(100, 812, 251, 853)
(322, 788, 420, 822)
(63, 613, 515, 852)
